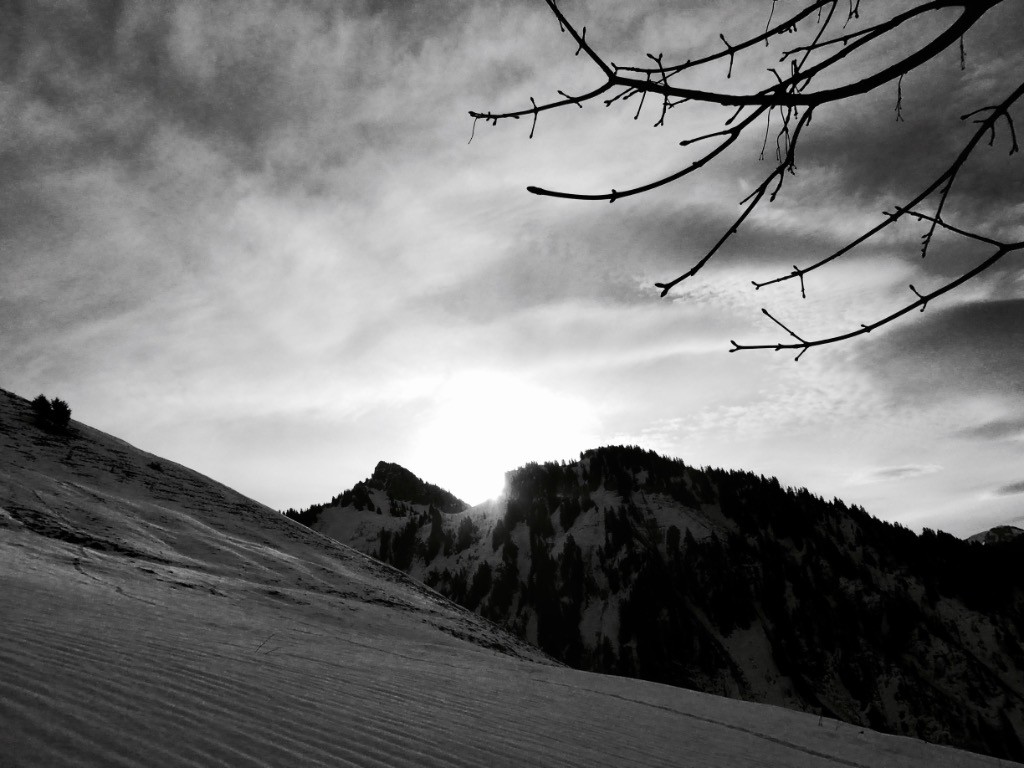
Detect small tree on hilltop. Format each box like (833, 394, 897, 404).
(30, 394, 72, 433)
(49, 398, 72, 430)
(31, 394, 52, 422)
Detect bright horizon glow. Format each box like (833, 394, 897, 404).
(406, 371, 598, 506)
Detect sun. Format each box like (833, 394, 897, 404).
(408, 371, 596, 506)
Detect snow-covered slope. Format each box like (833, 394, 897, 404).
(0, 388, 1016, 767)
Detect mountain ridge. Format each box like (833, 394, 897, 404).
(284, 459, 467, 527)
(292, 446, 1024, 761)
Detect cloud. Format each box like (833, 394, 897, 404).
(958, 418, 1024, 441)
(995, 481, 1024, 497)
(848, 465, 943, 485)
(854, 299, 1024, 415)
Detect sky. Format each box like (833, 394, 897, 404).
(2, 0, 1022, 537)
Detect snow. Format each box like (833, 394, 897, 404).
(0, 388, 1016, 767)
(579, 593, 624, 654)
(316, 504, 389, 550)
(641, 491, 727, 542)
(720, 624, 803, 710)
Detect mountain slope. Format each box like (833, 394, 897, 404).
(968, 525, 1024, 545)
(1, 388, 1016, 767)
(298, 446, 1024, 761)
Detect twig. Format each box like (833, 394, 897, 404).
(734, 243, 1021, 356)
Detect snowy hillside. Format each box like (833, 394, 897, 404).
(0, 387, 1018, 767)
(300, 447, 1024, 761)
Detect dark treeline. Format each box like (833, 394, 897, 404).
(288, 445, 1024, 760)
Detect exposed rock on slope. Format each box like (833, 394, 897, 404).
(297, 446, 1024, 761)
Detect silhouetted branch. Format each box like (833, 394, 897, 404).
(469, 82, 614, 128)
(732, 242, 1021, 357)
(606, 2, 992, 110)
(529, 107, 767, 203)
(753, 78, 1024, 291)
(656, 108, 814, 294)
(897, 209, 1005, 247)
(473, 0, 1019, 354)
(614, 0, 835, 77)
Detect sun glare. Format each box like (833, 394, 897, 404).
(408, 371, 597, 506)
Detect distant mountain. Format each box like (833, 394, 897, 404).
(284, 460, 466, 528)
(290, 446, 1024, 761)
(967, 525, 1024, 546)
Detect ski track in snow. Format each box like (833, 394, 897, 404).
(3, 539, 1012, 768)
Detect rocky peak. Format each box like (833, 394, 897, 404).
(366, 461, 467, 514)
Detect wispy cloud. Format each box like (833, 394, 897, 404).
(848, 465, 943, 485)
(995, 481, 1024, 497)
(958, 419, 1024, 441)
(857, 299, 1024, 405)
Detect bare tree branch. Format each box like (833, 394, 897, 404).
(752, 79, 1024, 290)
(732, 242, 1021, 359)
(472, 0, 1020, 355)
(605, 2, 992, 110)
